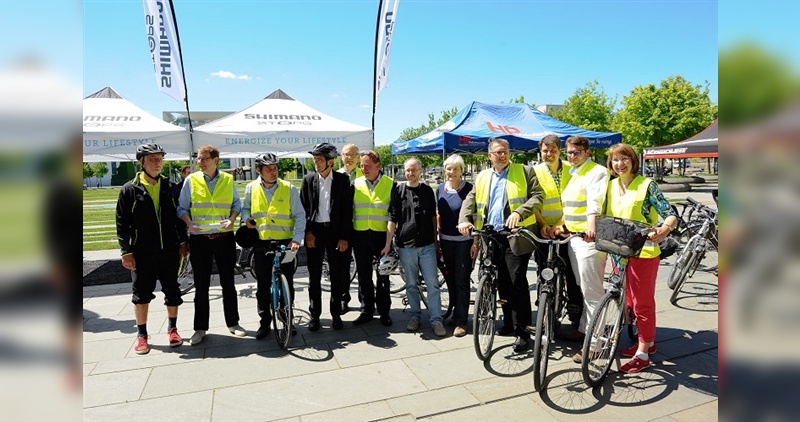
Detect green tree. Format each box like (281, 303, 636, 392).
(719, 43, 799, 127)
(612, 75, 717, 150)
(162, 160, 190, 179)
(91, 162, 109, 182)
(83, 162, 94, 180)
(278, 158, 300, 179)
(551, 80, 616, 132)
(112, 161, 136, 185)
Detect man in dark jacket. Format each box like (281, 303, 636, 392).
(116, 144, 189, 355)
(300, 143, 354, 331)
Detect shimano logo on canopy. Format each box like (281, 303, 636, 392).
(84, 115, 142, 122)
(244, 114, 321, 121)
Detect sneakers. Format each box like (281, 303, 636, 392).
(134, 335, 150, 355)
(454, 325, 467, 337)
(432, 322, 447, 337)
(620, 356, 651, 373)
(406, 317, 420, 332)
(189, 330, 206, 345)
(620, 343, 657, 358)
(228, 325, 247, 337)
(513, 336, 531, 353)
(167, 328, 183, 347)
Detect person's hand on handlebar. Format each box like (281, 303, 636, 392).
(505, 211, 521, 229)
(457, 222, 473, 237)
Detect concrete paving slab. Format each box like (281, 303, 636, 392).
(84, 390, 213, 421)
(386, 385, 480, 418)
(667, 399, 718, 421)
(211, 360, 427, 421)
(652, 330, 717, 361)
(402, 347, 499, 390)
(332, 328, 440, 369)
(91, 346, 205, 375)
(141, 348, 340, 399)
(84, 362, 97, 377)
(83, 367, 151, 408)
(84, 336, 139, 363)
(657, 352, 718, 396)
(300, 401, 396, 422)
(424, 395, 558, 421)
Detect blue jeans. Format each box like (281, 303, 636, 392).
(397, 243, 442, 324)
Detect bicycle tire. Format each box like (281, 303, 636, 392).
(532, 292, 553, 392)
(320, 251, 358, 293)
(248, 248, 257, 279)
(472, 274, 497, 361)
(273, 274, 294, 349)
(389, 266, 406, 293)
(419, 274, 451, 319)
(670, 247, 701, 305)
(667, 237, 697, 290)
(581, 292, 624, 388)
(626, 306, 638, 343)
(177, 254, 195, 295)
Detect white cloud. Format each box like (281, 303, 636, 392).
(210, 70, 253, 80)
(358, 104, 370, 109)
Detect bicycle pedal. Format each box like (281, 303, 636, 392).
(524, 325, 536, 333)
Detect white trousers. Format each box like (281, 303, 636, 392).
(568, 237, 608, 333)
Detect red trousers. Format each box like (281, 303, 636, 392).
(625, 257, 660, 344)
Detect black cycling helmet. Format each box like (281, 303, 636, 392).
(235, 225, 259, 248)
(136, 143, 166, 160)
(309, 143, 338, 159)
(254, 153, 279, 167)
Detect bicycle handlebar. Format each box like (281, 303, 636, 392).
(511, 227, 584, 245)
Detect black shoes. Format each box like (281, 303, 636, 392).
(353, 313, 374, 326)
(340, 302, 351, 315)
(332, 318, 344, 330)
(255, 325, 271, 340)
(308, 318, 321, 332)
(379, 315, 393, 326)
(498, 325, 515, 336)
(513, 336, 531, 353)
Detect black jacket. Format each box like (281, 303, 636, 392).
(300, 170, 354, 242)
(116, 173, 188, 256)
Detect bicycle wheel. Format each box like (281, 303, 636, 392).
(272, 274, 294, 349)
(320, 252, 332, 292)
(533, 292, 553, 392)
(472, 274, 497, 361)
(439, 275, 453, 320)
(582, 292, 624, 387)
(667, 238, 697, 290)
(670, 248, 702, 305)
(177, 254, 195, 295)
(248, 248, 257, 279)
(626, 306, 639, 343)
(389, 266, 406, 293)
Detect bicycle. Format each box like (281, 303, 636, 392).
(177, 246, 258, 296)
(177, 253, 195, 295)
(511, 228, 582, 391)
(671, 197, 710, 248)
(581, 226, 652, 387)
(399, 255, 453, 320)
(667, 205, 718, 305)
(470, 225, 510, 361)
(259, 241, 296, 349)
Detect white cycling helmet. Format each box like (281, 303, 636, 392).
(377, 252, 399, 276)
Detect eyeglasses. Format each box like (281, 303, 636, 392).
(489, 150, 509, 156)
(196, 156, 214, 162)
(565, 150, 585, 156)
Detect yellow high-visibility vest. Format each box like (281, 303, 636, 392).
(606, 175, 660, 258)
(248, 178, 294, 240)
(561, 160, 600, 232)
(474, 164, 534, 229)
(533, 161, 572, 226)
(189, 171, 233, 233)
(353, 175, 393, 232)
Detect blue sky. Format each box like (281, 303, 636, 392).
(81, 0, 718, 147)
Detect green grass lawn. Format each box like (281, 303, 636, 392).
(82, 182, 252, 251)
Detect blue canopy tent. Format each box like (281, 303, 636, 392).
(391, 102, 622, 155)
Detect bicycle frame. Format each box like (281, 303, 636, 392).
(261, 241, 294, 349)
(470, 225, 510, 361)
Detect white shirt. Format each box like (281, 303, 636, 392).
(316, 171, 333, 223)
(569, 158, 608, 216)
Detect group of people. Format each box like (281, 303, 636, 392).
(116, 135, 676, 374)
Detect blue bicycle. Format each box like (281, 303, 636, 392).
(262, 241, 295, 349)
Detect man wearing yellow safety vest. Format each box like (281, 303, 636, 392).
(117, 144, 189, 355)
(177, 145, 244, 346)
(551, 136, 610, 364)
(337, 143, 364, 313)
(351, 150, 398, 327)
(457, 138, 544, 353)
(532, 135, 583, 331)
(241, 153, 306, 340)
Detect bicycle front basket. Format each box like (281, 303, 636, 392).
(595, 216, 651, 258)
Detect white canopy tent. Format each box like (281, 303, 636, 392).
(83, 87, 191, 162)
(193, 89, 373, 158)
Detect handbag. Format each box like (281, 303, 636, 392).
(595, 216, 652, 258)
